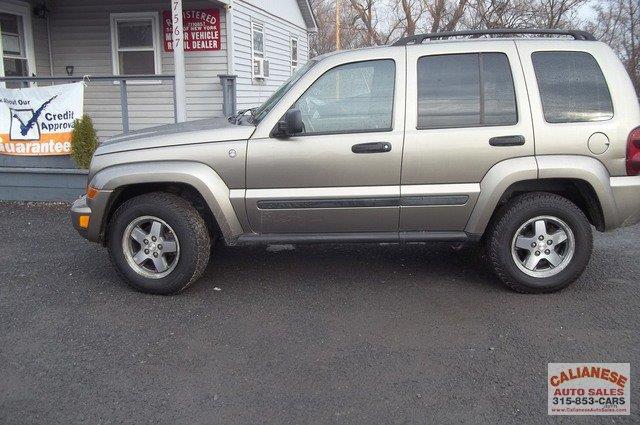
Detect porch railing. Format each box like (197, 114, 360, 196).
(0, 75, 177, 134)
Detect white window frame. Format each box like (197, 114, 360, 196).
(110, 12, 162, 84)
(251, 21, 265, 79)
(290, 36, 299, 74)
(0, 0, 36, 87)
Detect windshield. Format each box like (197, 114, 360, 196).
(251, 60, 317, 123)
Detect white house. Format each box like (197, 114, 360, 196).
(0, 0, 316, 200)
(0, 0, 317, 138)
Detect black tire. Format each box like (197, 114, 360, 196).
(107, 192, 211, 295)
(485, 192, 593, 294)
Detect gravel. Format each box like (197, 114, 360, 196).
(0, 201, 638, 424)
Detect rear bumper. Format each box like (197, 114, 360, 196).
(610, 176, 640, 229)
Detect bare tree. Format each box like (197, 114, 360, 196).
(467, 0, 535, 29)
(588, 0, 639, 94)
(309, 0, 335, 56)
(349, 0, 395, 45)
(312, 0, 634, 74)
(348, 0, 470, 45)
(310, 0, 365, 55)
(425, 0, 469, 32)
(400, 0, 425, 36)
(532, 0, 589, 29)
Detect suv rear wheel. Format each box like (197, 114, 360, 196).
(486, 192, 593, 293)
(107, 192, 211, 295)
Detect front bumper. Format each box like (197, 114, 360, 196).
(70, 195, 91, 239)
(70, 190, 112, 243)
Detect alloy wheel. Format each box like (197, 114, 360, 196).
(122, 216, 180, 279)
(511, 215, 575, 278)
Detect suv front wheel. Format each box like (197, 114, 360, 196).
(486, 192, 593, 293)
(107, 192, 211, 295)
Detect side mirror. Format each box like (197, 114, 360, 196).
(275, 108, 304, 137)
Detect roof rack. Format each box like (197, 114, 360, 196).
(392, 29, 596, 46)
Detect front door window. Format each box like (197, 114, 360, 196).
(0, 12, 28, 88)
(294, 59, 396, 134)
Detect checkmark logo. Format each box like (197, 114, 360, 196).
(12, 95, 58, 137)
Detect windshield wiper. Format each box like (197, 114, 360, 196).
(228, 107, 257, 125)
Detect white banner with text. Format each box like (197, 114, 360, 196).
(0, 82, 84, 156)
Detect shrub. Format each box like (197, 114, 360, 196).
(70, 114, 98, 169)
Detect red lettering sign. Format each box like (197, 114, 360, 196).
(163, 9, 221, 52)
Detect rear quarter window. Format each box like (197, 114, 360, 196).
(531, 51, 613, 123)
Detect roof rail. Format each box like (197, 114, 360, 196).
(392, 28, 596, 46)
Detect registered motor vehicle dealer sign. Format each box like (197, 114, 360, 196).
(548, 363, 630, 415)
(162, 8, 221, 52)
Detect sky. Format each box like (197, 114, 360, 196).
(578, 0, 598, 23)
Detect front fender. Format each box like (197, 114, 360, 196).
(90, 161, 244, 243)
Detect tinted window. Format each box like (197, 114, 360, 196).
(417, 53, 517, 129)
(295, 59, 395, 134)
(482, 53, 518, 126)
(532, 51, 613, 123)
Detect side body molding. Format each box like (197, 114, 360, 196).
(536, 155, 619, 230)
(90, 161, 244, 242)
(465, 156, 538, 235)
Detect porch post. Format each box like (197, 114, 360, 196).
(171, 0, 187, 122)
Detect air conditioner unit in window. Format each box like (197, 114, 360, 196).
(253, 58, 270, 79)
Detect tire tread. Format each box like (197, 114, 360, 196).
(107, 192, 210, 294)
(486, 192, 592, 294)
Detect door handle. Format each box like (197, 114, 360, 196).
(351, 142, 392, 154)
(489, 135, 525, 147)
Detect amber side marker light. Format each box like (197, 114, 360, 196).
(78, 215, 90, 229)
(86, 186, 98, 200)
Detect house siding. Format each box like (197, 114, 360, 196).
(45, 0, 228, 138)
(17, 0, 312, 139)
(232, 0, 310, 111)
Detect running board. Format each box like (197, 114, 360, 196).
(235, 231, 469, 245)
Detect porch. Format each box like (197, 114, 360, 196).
(1, 0, 233, 140)
(0, 0, 233, 201)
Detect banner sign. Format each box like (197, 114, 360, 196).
(163, 9, 221, 52)
(0, 82, 84, 156)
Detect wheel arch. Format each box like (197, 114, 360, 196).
(487, 178, 605, 233)
(103, 182, 220, 244)
(465, 155, 617, 236)
(90, 161, 244, 244)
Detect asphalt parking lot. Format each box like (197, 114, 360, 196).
(0, 201, 638, 424)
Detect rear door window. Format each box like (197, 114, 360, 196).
(417, 52, 517, 129)
(531, 51, 613, 123)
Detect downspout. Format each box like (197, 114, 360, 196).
(46, 14, 54, 76)
(217, 1, 236, 117)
